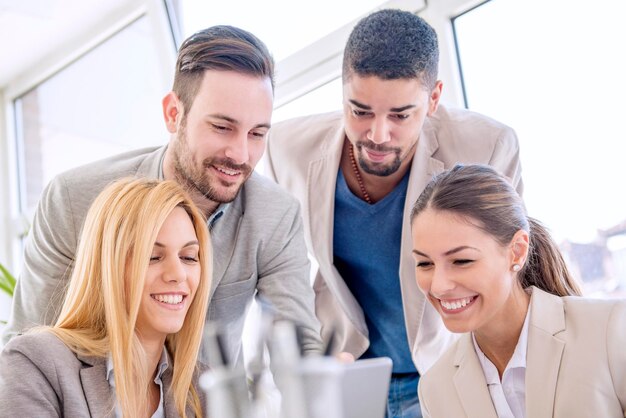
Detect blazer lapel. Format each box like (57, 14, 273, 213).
(307, 121, 368, 335)
(307, 123, 343, 265)
(208, 186, 244, 299)
(78, 355, 115, 417)
(525, 287, 566, 418)
(401, 121, 445, 350)
(453, 334, 499, 418)
(161, 368, 180, 418)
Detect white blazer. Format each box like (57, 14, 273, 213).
(266, 105, 523, 373)
(418, 287, 626, 417)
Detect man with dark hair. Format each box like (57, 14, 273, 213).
(267, 9, 523, 417)
(3, 25, 323, 364)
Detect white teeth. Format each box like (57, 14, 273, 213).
(152, 294, 183, 304)
(216, 167, 239, 176)
(440, 296, 474, 310)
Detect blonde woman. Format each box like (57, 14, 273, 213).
(0, 178, 212, 417)
(411, 165, 626, 418)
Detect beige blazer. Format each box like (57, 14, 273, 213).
(266, 105, 523, 373)
(418, 287, 626, 417)
(0, 331, 208, 417)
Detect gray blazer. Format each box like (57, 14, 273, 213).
(0, 331, 207, 417)
(2, 146, 322, 362)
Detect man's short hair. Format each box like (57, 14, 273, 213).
(173, 25, 275, 113)
(342, 9, 438, 89)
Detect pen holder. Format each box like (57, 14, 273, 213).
(295, 356, 344, 418)
(200, 365, 252, 418)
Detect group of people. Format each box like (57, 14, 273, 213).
(0, 8, 624, 418)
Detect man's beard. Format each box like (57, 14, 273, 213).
(355, 141, 404, 177)
(171, 129, 252, 203)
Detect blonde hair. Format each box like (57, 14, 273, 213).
(49, 177, 211, 417)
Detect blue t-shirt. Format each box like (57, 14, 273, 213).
(333, 169, 417, 374)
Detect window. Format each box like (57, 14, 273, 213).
(0, 12, 175, 330)
(175, 0, 427, 110)
(14, 15, 171, 216)
(177, 0, 387, 62)
(453, 0, 626, 297)
(272, 77, 343, 123)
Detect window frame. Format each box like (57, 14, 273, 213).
(0, 0, 177, 275)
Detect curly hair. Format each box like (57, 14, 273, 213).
(343, 9, 438, 89)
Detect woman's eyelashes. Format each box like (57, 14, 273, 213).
(181, 254, 199, 263)
(148, 252, 199, 264)
(416, 260, 433, 269)
(415, 259, 475, 269)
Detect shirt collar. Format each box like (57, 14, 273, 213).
(508, 310, 530, 369)
(208, 204, 229, 230)
(106, 346, 169, 387)
(472, 308, 530, 384)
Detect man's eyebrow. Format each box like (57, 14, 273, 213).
(348, 99, 371, 110)
(389, 104, 415, 113)
(208, 113, 238, 123)
(348, 100, 415, 113)
(207, 114, 271, 130)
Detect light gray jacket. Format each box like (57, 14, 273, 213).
(3, 146, 322, 362)
(0, 331, 207, 417)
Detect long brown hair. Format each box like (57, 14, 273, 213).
(410, 164, 581, 297)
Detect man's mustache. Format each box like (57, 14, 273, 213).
(356, 141, 400, 154)
(204, 158, 251, 173)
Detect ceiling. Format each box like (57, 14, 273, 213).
(0, 0, 138, 89)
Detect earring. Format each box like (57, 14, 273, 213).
(512, 264, 521, 272)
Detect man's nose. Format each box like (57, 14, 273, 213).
(224, 133, 249, 165)
(368, 118, 391, 144)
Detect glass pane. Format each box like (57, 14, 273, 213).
(15, 16, 170, 214)
(179, 0, 386, 61)
(454, 0, 626, 297)
(272, 77, 343, 123)
(253, 78, 343, 176)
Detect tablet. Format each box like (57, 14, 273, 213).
(340, 357, 392, 418)
(297, 356, 392, 418)
(200, 355, 392, 418)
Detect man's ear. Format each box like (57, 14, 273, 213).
(162, 91, 182, 134)
(427, 80, 443, 116)
(510, 229, 530, 267)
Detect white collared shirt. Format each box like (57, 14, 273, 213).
(106, 347, 169, 418)
(472, 310, 530, 418)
